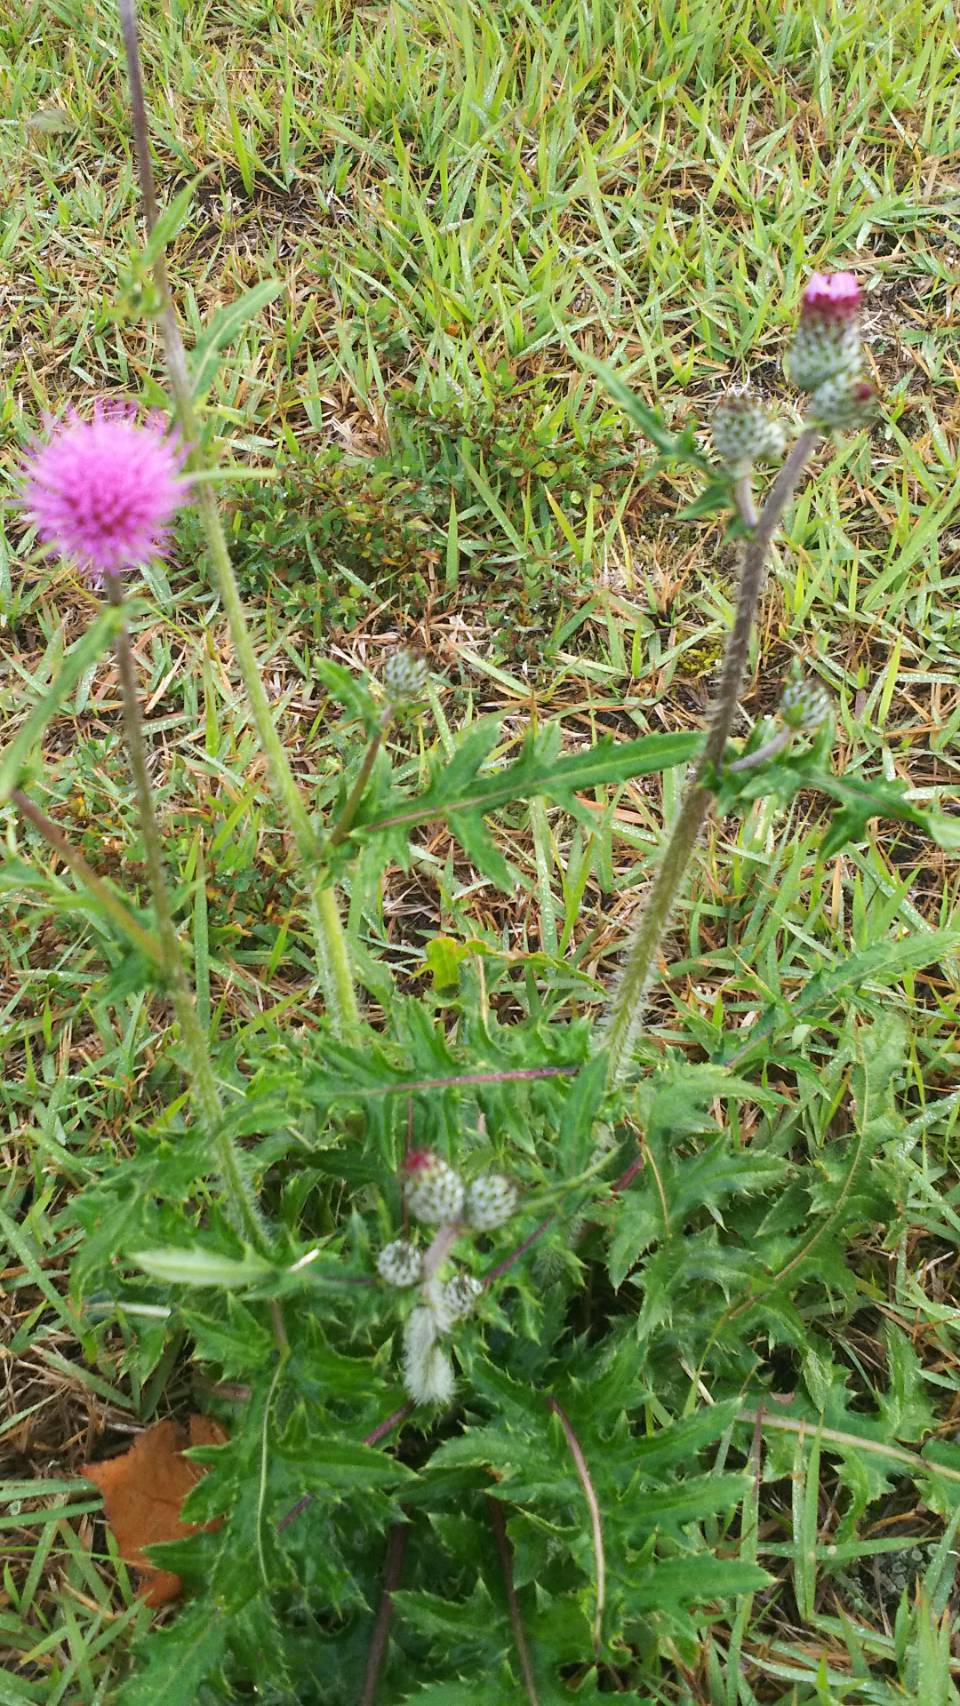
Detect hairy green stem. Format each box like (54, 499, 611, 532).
(12, 788, 164, 968)
(104, 572, 266, 1249)
(326, 708, 394, 853)
(603, 427, 820, 1087)
(117, 0, 358, 1039)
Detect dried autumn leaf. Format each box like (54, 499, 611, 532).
(82, 1415, 226, 1607)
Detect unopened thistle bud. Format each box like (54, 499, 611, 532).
(402, 1306, 455, 1405)
(464, 1173, 518, 1231)
(384, 649, 429, 706)
(779, 678, 831, 731)
(711, 390, 786, 477)
(377, 1238, 422, 1287)
(435, 1272, 482, 1329)
(808, 376, 876, 431)
(403, 1150, 465, 1226)
(788, 271, 862, 392)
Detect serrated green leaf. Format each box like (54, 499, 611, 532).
(115, 1608, 225, 1706)
(631, 1402, 742, 1475)
(360, 726, 699, 835)
(624, 1555, 771, 1610)
(311, 656, 379, 732)
(448, 807, 516, 891)
(724, 926, 960, 1064)
(280, 1434, 419, 1490)
(625, 1472, 752, 1531)
(139, 174, 206, 272)
(577, 353, 704, 463)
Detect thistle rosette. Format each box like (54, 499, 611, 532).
(788, 272, 862, 393)
(403, 1150, 465, 1226)
(711, 390, 786, 478)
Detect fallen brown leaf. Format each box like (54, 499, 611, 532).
(83, 1415, 227, 1606)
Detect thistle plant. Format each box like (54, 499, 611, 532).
(116, 0, 358, 1040)
(16, 403, 266, 1250)
(602, 269, 875, 1087)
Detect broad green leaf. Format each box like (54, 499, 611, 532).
(129, 1246, 273, 1288)
(190, 279, 285, 400)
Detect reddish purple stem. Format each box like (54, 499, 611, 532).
(546, 1396, 605, 1653)
(359, 1523, 408, 1706)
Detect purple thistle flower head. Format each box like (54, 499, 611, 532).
(801, 271, 861, 320)
(788, 271, 863, 393)
(20, 401, 190, 582)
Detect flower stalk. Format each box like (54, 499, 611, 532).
(103, 570, 266, 1249)
(603, 425, 820, 1087)
(116, 0, 358, 1039)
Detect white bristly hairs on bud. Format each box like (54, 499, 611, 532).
(711, 389, 786, 478)
(434, 1272, 482, 1329)
(464, 1173, 518, 1231)
(402, 1305, 455, 1405)
(383, 649, 429, 706)
(377, 1238, 422, 1288)
(778, 678, 832, 731)
(403, 1151, 465, 1226)
(807, 376, 876, 430)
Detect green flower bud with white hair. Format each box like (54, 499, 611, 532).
(808, 376, 876, 431)
(435, 1272, 482, 1329)
(377, 1238, 422, 1288)
(711, 389, 786, 477)
(464, 1173, 518, 1231)
(779, 678, 831, 731)
(403, 1150, 465, 1226)
(384, 648, 429, 706)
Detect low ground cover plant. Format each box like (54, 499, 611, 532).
(3, 2, 960, 1702)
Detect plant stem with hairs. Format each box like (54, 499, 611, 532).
(116, 0, 358, 1040)
(603, 425, 820, 1088)
(103, 571, 266, 1250)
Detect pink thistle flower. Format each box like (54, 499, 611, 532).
(20, 401, 190, 582)
(801, 271, 861, 318)
(788, 271, 863, 393)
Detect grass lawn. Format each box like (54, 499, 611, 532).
(2, 0, 960, 1699)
